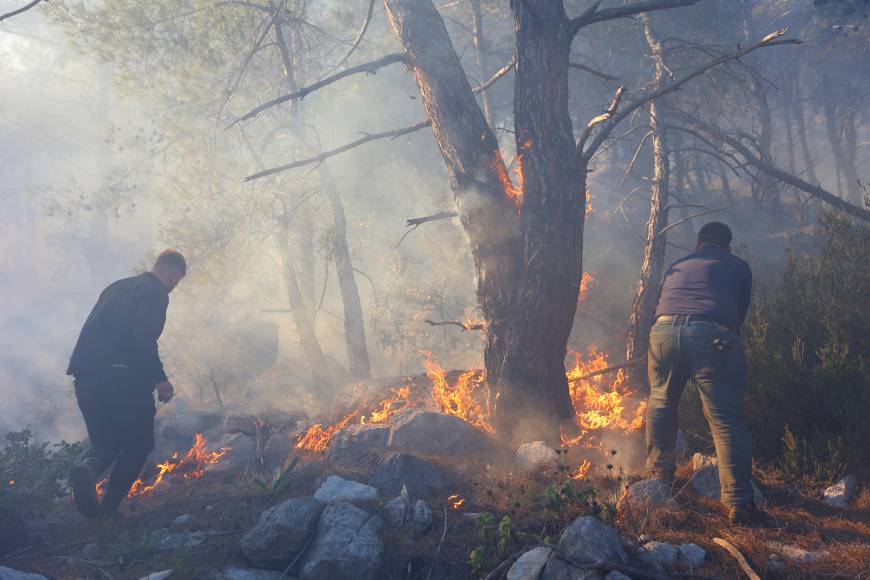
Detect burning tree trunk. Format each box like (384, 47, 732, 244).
(625, 15, 671, 390)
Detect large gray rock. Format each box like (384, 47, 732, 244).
(369, 452, 446, 497)
(507, 547, 553, 580)
(383, 495, 432, 535)
(261, 432, 296, 469)
(387, 410, 487, 456)
(314, 476, 379, 504)
(223, 414, 260, 437)
(241, 497, 324, 569)
(541, 559, 603, 580)
(690, 454, 765, 506)
(384, 496, 408, 529)
(410, 500, 433, 535)
(558, 516, 628, 563)
(619, 478, 671, 508)
(0, 567, 49, 580)
(300, 503, 385, 580)
(515, 441, 558, 472)
(638, 541, 678, 569)
(823, 475, 857, 508)
(326, 424, 389, 460)
(205, 433, 257, 474)
(678, 543, 706, 567)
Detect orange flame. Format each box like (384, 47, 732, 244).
(361, 385, 413, 425)
(447, 493, 465, 509)
(493, 138, 531, 206)
(424, 353, 492, 433)
(579, 272, 595, 305)
(296, 412, 356, 453)
(569, 459, 592, 480)
(127, 433, 229, 497)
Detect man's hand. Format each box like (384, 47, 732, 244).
(155, 380, 175, 403)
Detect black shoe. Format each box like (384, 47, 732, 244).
(69, 462, 100, 518)
(728, 502, 771, 526)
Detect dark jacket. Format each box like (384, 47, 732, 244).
(68, 272, 169, 385)
(654, 246, 752, 331)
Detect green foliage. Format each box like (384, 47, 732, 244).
(0, 428, 86, 511)
(467, 513, 520, 578)
(252, 457, 298, 497)
(539, 479, 598, 522)
(778, 424, 846, 487)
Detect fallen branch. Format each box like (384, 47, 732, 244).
(424, 319, 486, 331)
(0, 0, 45, 22)
(712, 537, 761, 580)
(573, 358, 645, 381)
(397, 211, 458, 246)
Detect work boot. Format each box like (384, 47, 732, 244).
(728, 502, 771, 526)
(69, 457, 102, 518)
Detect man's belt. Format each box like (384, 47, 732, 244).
(655, 314, 727, 327)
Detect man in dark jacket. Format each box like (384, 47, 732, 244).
(67, 249, 186, 518)
(646, 222, 768, 525)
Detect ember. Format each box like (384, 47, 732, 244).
(447, 493, 465, 510)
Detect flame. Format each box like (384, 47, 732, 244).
(579, 272, 595, 305)
(569, 459, 592, 480)
(296, 412, 356, 453)
(562, 347, 646, 448)
(493, 138, 532, 206)
(424, 354, 492, 433)
(127, 433, 229, 497)
(447, 493, 465, 510)
(361, 385, 413, 425)
(585, 191, 594, 215)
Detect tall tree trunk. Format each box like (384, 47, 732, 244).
(790, 73, 819, 185)
(383, 0, 581, 441)
(841, 109, 861, 205)
(319, 166, 372, 379)
(625, 14, 670, 390)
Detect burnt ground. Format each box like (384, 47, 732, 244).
(2, 445, 868, 580)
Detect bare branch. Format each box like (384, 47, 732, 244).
(424, 319, 485, 331)
(324, 0, 376, 74)
(569, 0, 699, 37)
(397, 211, 458, 247)
(576, 85, 625, 153)
(569, 61, 620, 81)
(230, 53, 407, 128)
(579, 29, 799, 160)
(474, 55, 516, 94)
(0, 0, 45, 22)
(656, 206, 731, 238)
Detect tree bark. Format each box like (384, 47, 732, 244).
(624, 15, 671, 391)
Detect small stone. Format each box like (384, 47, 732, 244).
(619, 478, 671, 508)
(823, 475, 857, 508)
(139, 571, 173, 580)
(678, 543, 706, 567)
(173, 514, 195, 528)
(541, 559, 602, 580)
(313, 475, 379, 504)
(410, 500, 433, 535)
(558, 516, 628, 563)
(507, 547, 553, 580)
(383, 496, 408, 529)
(241, 497, 324, 569)
(515, 441, 558, 472)
(638, 541, 679, 568)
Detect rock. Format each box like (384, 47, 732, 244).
(541, 559, 603, 580)
(769, 542, 827, 563)
(0, 567, 49, 580)
(314, 475, 379, 504)
(558, 516, 627, 563)
(507, 547, 553, 580)
(383, 496, 408, 529)
(261, 432, 297, 469)
(300, 502, 385, 580)
(604, 572, 633, 580)
(241, 497, 324, 569)
(515, 441, 558, 472)
(690, 454, 764, 507)
(155, 531, 205, 552)
(638, 541, 679, 569)
(210, 567, 291, 580)
(678, 543, 706, 567)
(387, 410, 487, 456)
(767, 554, 786, 571)
(173, 514, 195, 529)
(619, 478, 671, 508)
(326, 424, 390, 460)
(368, 452, 446, 497)
(140, 571, 173, 580)
(158, 410, 223, 446)
(205, 433, 258, 474)
(224, 414, 260, 436)
(823, 475, 857, 508)
(410, 500, 433, 535)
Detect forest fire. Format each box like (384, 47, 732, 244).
(423, 355, 491, 433)
(569, 459, 592, 480)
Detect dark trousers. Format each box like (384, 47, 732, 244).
(74, 367, 155, 510)
(646, 319, 754, 507)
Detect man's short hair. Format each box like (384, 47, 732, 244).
(154, 248, 187, 275)
(697, 222, 732, 247)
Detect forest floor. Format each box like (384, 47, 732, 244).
(3, 446, 868, 580)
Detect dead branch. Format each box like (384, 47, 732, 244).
(230, 53, 407, 127)
(569, 61, 619, 81)
(675, 115, 870, 222)
(576, 85, 626, 153)
(244, 56, 516, 181)
(579, 29, 799, 160)
(712, 538, 761, 580)
(424, 318, 485, 331)
(325, 0, 376, 74)
(0, 0, 45, 22)
(406, 211, 458, 227)
(656, 205, 731, 239)
(573, 358, 645, 381)
(569, 0, 699, 37)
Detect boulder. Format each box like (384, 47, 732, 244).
(326, 424, 389, 460)
(507, 547, 553, 580)
(619, 478, 671, 508)
(0, 567, 49, 580)
(678, 543, 705, 567)
(210, 567, 291, 580)
(558, 516, 627, 563)
(261, 432, 297, 469)
(241, 497, 324, 569)
(383, 496, 408, 529)
(823, 475, 857, 508)
(223, 414, 260, 437)
(300, 502, 385, 580)
(387, 410, 487, 456)
(541, 559, 603, 580)
(690, 454, 764, 507)
(369, 453, 446, 497)
(410, 500, 433, 535)
(314, 475, 379, 504)
(515, 441, 558, 472)
(638, 541, 678, 569)
(158, 410, 223, 447)
(205, 433, 258, 474)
